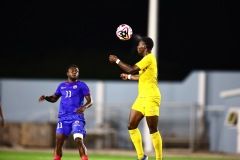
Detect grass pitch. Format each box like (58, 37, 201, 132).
(0, 150, 239, 160)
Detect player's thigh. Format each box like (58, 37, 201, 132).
(56, 120, 72, 136)
(145, 97, 160, 116)
(72, 120, 86, 139)
(128, 109, 144, 128)
(132, 97, 145, 115)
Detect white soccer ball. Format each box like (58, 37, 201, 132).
(116, 24, 133, 41)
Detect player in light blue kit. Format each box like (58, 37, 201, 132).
(38, 64, 93, 160)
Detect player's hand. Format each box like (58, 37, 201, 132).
(76, 106, 86, 114)
(109, 55, 118, 63)
(38, 95, 45, 102)
(0, 119, 4, 127)
(120, 73, 128, 80)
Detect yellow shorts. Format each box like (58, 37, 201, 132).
(131, 96, 161, 116)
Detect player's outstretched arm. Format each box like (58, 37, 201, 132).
(120, 73, 139, 81)
(0, 105, 4, 127)
(38, 94, 59, 103)
(128, 74, 139, 80)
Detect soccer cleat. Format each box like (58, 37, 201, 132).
(138, 154, 148, 160)
(81, 155, 88, 160)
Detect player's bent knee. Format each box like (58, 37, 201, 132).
(73, 133, 83, 140)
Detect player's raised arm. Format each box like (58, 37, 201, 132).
(109, 55, 140, 74)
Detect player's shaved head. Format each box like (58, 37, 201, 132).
(140, 37, 154, 51)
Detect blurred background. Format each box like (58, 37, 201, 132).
(1, 0, 240, 156)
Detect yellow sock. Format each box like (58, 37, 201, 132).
(128, 128, 144, 159)
(150, 131, 163, 160)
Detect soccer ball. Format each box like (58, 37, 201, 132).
(116, 24, 133, 41)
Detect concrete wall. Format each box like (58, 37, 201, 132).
(0, 122, 55, 148)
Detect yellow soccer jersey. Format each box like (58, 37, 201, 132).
(135, 53, 161, 97)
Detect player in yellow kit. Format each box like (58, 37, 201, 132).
(109, 37, 163, 160)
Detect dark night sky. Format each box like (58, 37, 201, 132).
(1, 0, 239, 81)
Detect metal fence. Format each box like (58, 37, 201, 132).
(82, 102, 198, 151)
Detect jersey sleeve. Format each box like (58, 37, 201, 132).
(54, 83, 62, 97)
(81, 82, 91, 96)
(135, 55, 152, 70)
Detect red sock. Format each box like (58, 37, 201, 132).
(53, 155, 61, 160)
(81, 155, 88, 160)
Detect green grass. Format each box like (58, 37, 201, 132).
(0, 150, 239, 160)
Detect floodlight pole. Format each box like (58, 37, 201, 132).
(143, 0, 159, 153)
(96, 81, 104, 127)
(147, 0, 159, 59)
